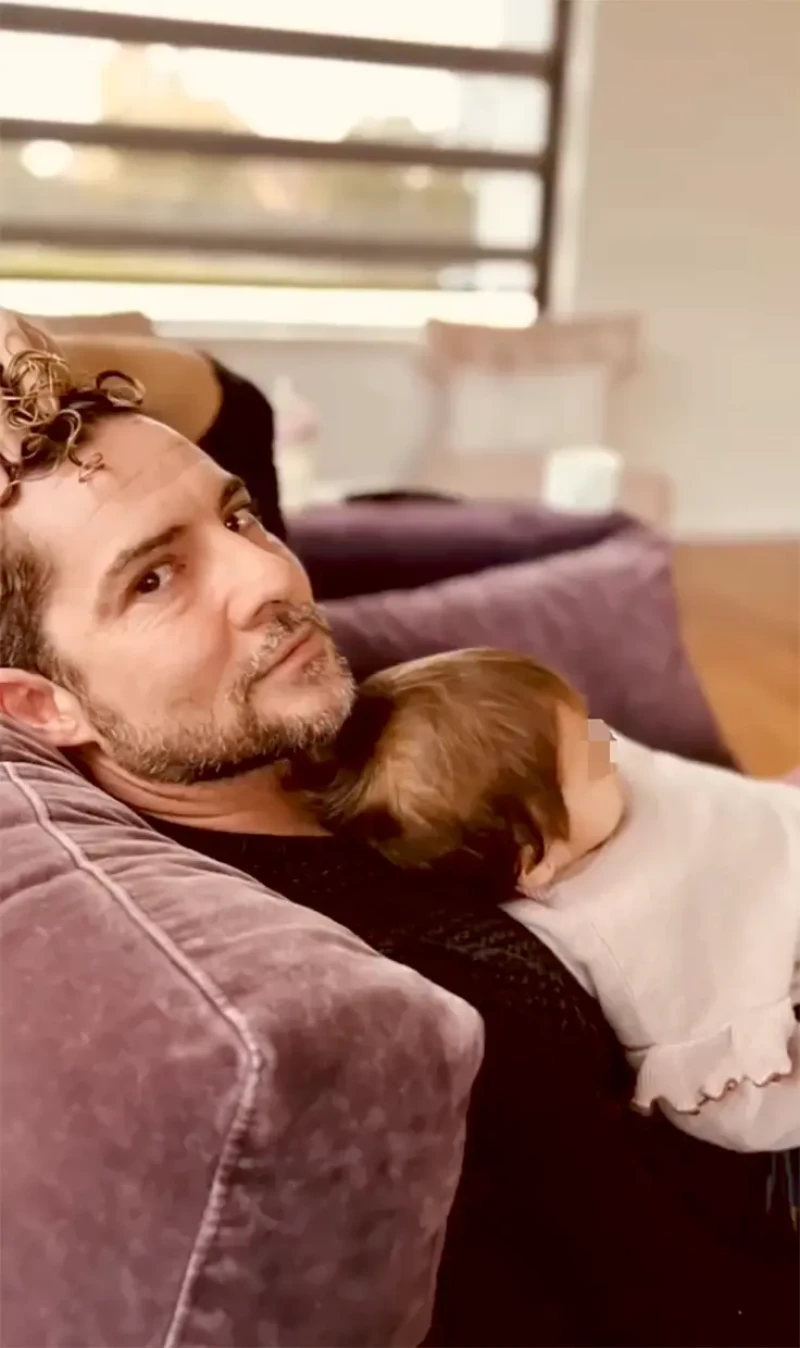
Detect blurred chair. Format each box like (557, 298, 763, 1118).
(405, 314, 672, 528)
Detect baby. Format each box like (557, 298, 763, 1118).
(303, 647, 800, 1158)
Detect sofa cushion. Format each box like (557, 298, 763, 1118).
(290, 498, 637, 601)
(325, 521, 735, 768)
(0, 721, 482, 1348)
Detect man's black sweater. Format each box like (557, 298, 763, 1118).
(151, 822, 798, 1348)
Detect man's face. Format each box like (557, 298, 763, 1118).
(10, 414, 353, 783)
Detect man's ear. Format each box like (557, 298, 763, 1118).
(0, 669, 91, 748)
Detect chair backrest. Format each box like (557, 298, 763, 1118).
(30, 311, 155, 337)
(425, 314, 639, 380)
(404, 314, 671, 523)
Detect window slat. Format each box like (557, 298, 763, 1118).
(1, 4, 556, 78)
(0, 118, 549, 176)
(0, 217, 539, 268)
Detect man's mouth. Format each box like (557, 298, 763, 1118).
(252, 625, 324, 682)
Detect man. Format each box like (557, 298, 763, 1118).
(0, 313, 796, 1347)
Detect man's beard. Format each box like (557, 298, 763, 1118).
(75, 603, 356, 786)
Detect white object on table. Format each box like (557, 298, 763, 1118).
(541, 445, 624, 513)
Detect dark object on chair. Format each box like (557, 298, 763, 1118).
(199, 358, 287, 542)
(345, 488, 458, 504)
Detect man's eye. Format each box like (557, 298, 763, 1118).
(226, 501, 262, 533)
(132, 562, 174, 597)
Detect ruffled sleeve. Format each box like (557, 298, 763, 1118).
(631, 1001, 800, 1152)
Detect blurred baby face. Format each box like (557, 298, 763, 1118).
(521, 705, 625, 889)
(558, 708, 625, 860)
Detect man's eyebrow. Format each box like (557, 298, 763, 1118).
(97, 475, 249, 603)
(219, 475, 248, 510)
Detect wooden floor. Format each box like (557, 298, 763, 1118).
(673, 541, 799, 777)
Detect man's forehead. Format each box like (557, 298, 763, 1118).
(13, 415, 222, 555)
(59, 414, 204, 497)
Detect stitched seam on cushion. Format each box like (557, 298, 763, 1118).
(3, 764, 261, 1348)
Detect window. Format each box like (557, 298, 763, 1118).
(0, 1, 569, 324)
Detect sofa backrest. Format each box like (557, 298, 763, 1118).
(0, 719, 482, 1348)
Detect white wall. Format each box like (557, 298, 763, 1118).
(570, 0, 800, 536)
(165, 0, 800, 537)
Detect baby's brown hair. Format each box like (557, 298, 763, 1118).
(293, 648, 584, 892)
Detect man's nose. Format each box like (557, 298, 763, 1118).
(216, 530, 306, 630)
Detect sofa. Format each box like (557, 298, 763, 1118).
(0, 716, 483, 1348)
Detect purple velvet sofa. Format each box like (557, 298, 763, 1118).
(290, 497, 736, 769)
(0, 723, 483, 1348)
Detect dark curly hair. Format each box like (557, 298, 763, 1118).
(0, 325, 142, 506)
(0, 324, 143, 677)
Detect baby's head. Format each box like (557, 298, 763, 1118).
(301, 648, 624, 894)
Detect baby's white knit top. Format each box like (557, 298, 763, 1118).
(504, 736, 800, 1151)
